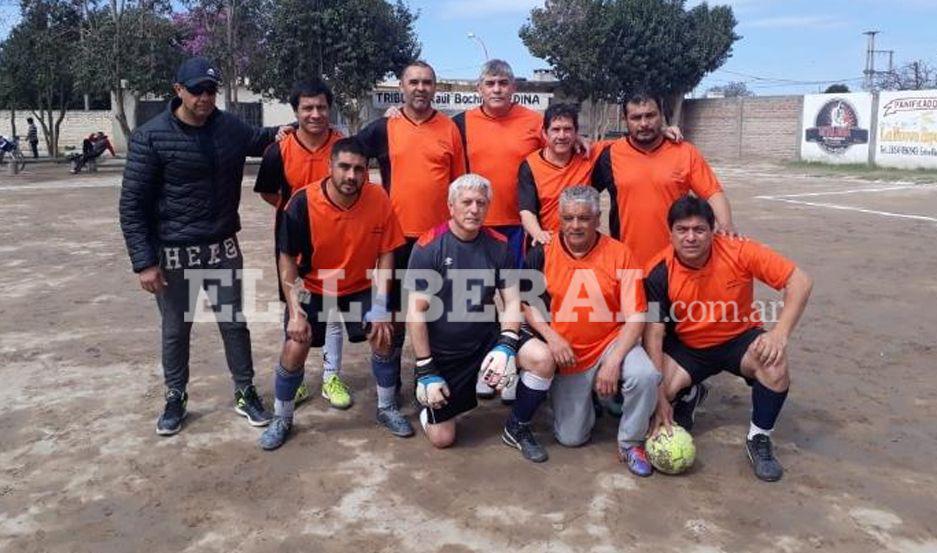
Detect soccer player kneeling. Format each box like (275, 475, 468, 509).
(644, 196, 813, 481)
(406, 174, 554, 462)
(521, 186, 661, 476)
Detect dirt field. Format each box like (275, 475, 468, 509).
(1, 161, 935, 553)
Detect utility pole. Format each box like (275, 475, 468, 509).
(863, 30, 879, 91)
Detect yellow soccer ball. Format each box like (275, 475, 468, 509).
(646, 425, 696, 474)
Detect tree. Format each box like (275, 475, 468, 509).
(705, 81, 753, 98)
(3, 1, 82, 157)
(77, 1, 182, 139)
(824, 83, 850, 94)
(521, 0, 739, 126)
(251, 0, 420, 132)
(877, 60, 936, 91)
(174, 0, 265, 116)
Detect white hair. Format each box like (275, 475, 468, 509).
(559, 185, 600, 216)
(478, 59, 515, 84)
(448, 173, 492, 204)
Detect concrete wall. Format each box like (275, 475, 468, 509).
(681, 95, 803, 161)
(0, 111, 118, 157)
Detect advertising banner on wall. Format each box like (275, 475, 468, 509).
(800, 93, 872, 164)
(372, 90, 553, 112)
(874, 90, 937, 169)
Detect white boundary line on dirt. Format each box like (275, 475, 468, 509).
(0, 181, 120, 192)
(757, 184, 937, 223)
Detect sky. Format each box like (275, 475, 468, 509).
(2, 0, 936, 96)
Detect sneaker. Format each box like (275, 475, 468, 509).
(258, 416, 292, 450)
(234, 385, 272, 427)
(376, 406, 414, 437)
(321, 374, 352, 410)
(500, 377, 517, 405)
(156, 389, 187, 436)
(502, 419, 548, 463)
(619, 445, 653, 477)
(673, 383, 708, 432)
(476, 373, 496, 400)
(746, 434, 784, 482)
(293, 381, 311, 405)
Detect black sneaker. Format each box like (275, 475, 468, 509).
(502, 419, 549, 463)
(673, 383, 708, 432)
(746, 434, 784, 482)
(234, 385, 272, 427)
(156, 389, 187, 436)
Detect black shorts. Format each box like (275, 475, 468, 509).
(286, 288, 373, 348)
(425, 339, 496, 424)
(390, 237, 417, 312)
(663, 327, 765, 386)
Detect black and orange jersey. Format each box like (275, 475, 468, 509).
(405, 223, 515, 361)
(644, 236, 796, 349)
(454, 104, 544, 226)
(254, 129, 343, 205)
(592, 139, 724, 268)
(279, 178, 406, 296)
(518, 149, 595, 232)
(524, 234, 646, 375)
(356, 111, 466, 238)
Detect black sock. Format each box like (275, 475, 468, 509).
(751, 381, 788, 432)
(509, 380, 548, 425)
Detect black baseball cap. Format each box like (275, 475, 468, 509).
(175, 57, 222, 88)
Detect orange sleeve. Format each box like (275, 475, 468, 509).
(450, 123, 467, 182)
(741, 240, 796, 290)
(381, 202, 407, 253)
(619, 249, 647, 317)
(687, 144, 723, 199)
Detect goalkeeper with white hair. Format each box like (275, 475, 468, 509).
(405, 173, 554, 462)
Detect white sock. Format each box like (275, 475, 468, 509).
(748, 422, 772, 440)
(274, 398, 295, 421)
(419, 408, 429, 432)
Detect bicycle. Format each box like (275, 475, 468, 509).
(0, 135, 27, 172)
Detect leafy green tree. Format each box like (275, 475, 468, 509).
(521, 0, 739, 126)
(3, 0, 82, 157)
(823, 83, 850, 94)
(77, 1, 181, 138)
(252, 0, 420, 132)
(706, 80, 753, 98)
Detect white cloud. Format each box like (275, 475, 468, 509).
(746, 15, 846, 29)
(436, 0, 543, 20)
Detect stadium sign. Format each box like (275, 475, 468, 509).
(372, 91, 553, 111)
(875, 89, 937, 170)
(800, 93, 872, 164)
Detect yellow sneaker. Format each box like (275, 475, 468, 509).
(321, 374, 352, 410)
(293, 381, 311, 405)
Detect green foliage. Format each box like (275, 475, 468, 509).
(824, 84, 850, 94)
(251, 0, 420, 131)
(521, 0, 739, 120)
(706, 80, 753, 97)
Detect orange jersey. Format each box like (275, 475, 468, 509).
(279, 179, 406, 296)
(524, 234, 646, 375)
(254, 129, 343, 204)
(644, 236, 796, 349)
(518, 149, 595, 232)
(454, 105, 545, 226)
(357, 112, 466, 237)
(592, 139, 723, 268)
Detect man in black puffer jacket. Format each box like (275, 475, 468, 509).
(120, 57, 289, 436)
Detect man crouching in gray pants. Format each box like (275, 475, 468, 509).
(519, 186, 660, 476)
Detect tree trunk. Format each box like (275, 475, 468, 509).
(669, 91, 685, 127)
(113, 84, 132, 138)
(9, 108, 16, 138)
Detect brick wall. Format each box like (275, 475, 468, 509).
(681, 96, 802, 161)
(0, 111, 117, 156)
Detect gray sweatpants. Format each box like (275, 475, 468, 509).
(551, 344, 660, 450)
(156, 235, 254, 393)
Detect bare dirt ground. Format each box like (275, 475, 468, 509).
(1, 161, 936, 553)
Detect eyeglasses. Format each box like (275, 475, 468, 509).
(185, 83, 218, 96)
